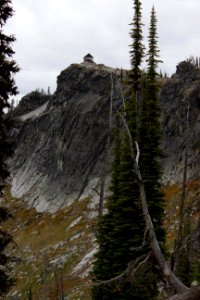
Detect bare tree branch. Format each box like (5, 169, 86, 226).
(135, 141, 140, 166)
(173, 103, 190, 273)
(93, 253, 151, 287)
(129, 227, 148, 251)
(168, 286, 200, 300)
(130, 252, 152, 279)
(109, 72, 113, 129)
(98, 72, 113, 215)
(114, 73, 126, 111)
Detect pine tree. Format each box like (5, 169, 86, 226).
(92, 117, 123, 299)
(140, 5, 165, 242)
(129, 0, 144, 91)
(92, 3, 165, 300)
(0, 0, 19, 295)
(146, 6, 162, 80)
(137, 5, 165, 294)
(92, 1, 152, 298)
(124, 4, 164, 298)
(129, 0, 145, 142)
(92, 117, 157, 299)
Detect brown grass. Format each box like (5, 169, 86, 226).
(1, 187, 95, 299)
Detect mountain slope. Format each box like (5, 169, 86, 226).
(2, 187, 96, 299)
(10, 60, 200, 211)
(4, 60, 200, 299)
(9, 62, 124, 212)
(161, 61, 200, 183)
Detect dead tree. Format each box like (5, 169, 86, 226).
(168, 286, 200, 300)
(119, 113, 200, 300)
(54, 267, 65, 300)
(173, 103, 190, 274)
(98, 72, 114, 215)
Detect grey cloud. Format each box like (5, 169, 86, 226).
(6, 0, 200, 97)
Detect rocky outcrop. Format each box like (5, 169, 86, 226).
(12, 90, 51, 117)
(161, 61, 200, 183)
(9, 63, 124, 212)
(9, 60, 200, 211)
(5, 60, 200, 299)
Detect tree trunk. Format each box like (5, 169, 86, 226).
(119, 97, 200, 299)
(168, 286, 200, 300)
(173, 103, 189, 273)
(120, 114, 189, 294)
(98, 72, 113, 215)
(137, 168, 188, 294)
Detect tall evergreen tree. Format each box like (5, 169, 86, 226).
(138, 5, 165, 294)
(146, 6, 162, 79)
(129, 0, 144, 91)
(92, 3, 165, 300)
(140, 5, 165, 242)
(92, 118, 157, 299)
(0, 0, 19, 295)
(129, 0, 145, 140)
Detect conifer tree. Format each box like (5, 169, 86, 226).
(126, 5, 164, 298)
(92, 3, 165, 300)
(129, 0, 144, 90)
(146, 6, 162, 79)
(0, 0, 19, 295)
(92, 1, 154, 299)
(92, 117, 157, 299)
(139, 5, 165, 241)
(92, 117, 124, 299)
(137, 5, 165, 294)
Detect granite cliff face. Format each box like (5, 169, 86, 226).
(5, 60, 200, 299)
(9, 60, 200, 212)
(9, 63, 124, 212)
(161, 61, 200, 184)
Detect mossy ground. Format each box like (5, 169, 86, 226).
(163, 178, 200, 251)
(1, 178, 199, 299)
(1, 187, 97, 299)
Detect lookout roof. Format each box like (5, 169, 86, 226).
(84, 53, 93, 59)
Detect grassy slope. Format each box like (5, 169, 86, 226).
(1, 178, 200, 299)
(2, 187, 97, 299)
(164, 178, 200, 252)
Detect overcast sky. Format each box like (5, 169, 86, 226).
(5, 0, 200, 100)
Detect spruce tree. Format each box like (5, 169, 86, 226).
(140, 5, 165, 242)
(137, 5, 165, 295)
(129, 0, 145, 142)
(129, 0, 144, 90)
(92, 3, 165, 300)
(92, 117, 157, 299)
(0, 0, 19, 295)
(92, 1, 152, 299)
(92, 117, 123, 300)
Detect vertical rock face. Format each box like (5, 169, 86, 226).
(9, 63, 124, 212)
(9, 60, 200, 211)
(161, 61, 200, 183)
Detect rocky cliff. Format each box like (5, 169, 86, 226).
(9, 60, 200, 212)
(9, 62, 124, 212)
(5, 60, 200, 299)
(161, 61, 200, 184)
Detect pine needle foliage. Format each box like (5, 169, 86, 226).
(146, 6, 162, 79)
(0, 0, 19, 295)
(129, 0, 144, 90)
(140, 6, 165, 242)
(92, 4, 165, 300)
(92, 118, 157, 299)
(137, 6, 166, 295)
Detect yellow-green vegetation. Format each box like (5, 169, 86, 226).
(1, 178, 199, 299)
(1, 186, 97, 299)
(163, 178, 200, 251)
